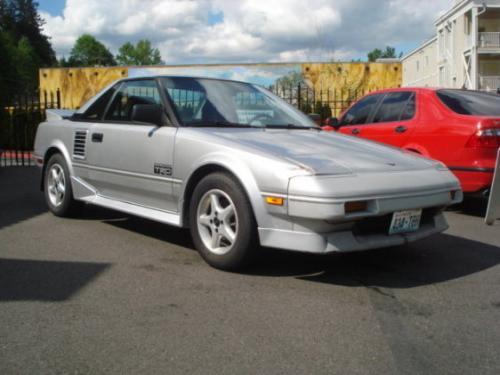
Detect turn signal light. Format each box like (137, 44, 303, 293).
(345, 200, 368, 213)
(265, 196, 284, 206)
(466, 122, 500, 148)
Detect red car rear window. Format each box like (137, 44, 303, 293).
(436, 89, 500, 116)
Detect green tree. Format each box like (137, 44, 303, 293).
(1, 0, 56, 66)
(0, 0, 56, 95)
(313, 101, 332, 121)
(69, 34, 116, 67)
(274, 71, 304, 89)
(367, 46, 398, 62)
(14, 36, 39, 89)
(0, 32, 13, 113)
(116, 39, 162, 65)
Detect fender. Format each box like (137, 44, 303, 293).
(44, 139, 75, 176)
(178, 152, 270, 228)
(39, 139, 75, 191)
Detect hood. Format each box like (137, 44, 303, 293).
(209, 128, 436, 175)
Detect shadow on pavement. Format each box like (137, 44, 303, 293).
(105, 214, 195, 250)
(90, 203, 500, 289)
(0, 258, 111, 302)
(77, 205, 195, 250)
(245, 233, 500, 288)
(447, 197, 488, 218)
(0, 167, 47, 229)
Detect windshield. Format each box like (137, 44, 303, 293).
(436, 89, 500, 116)
(160, 77, 318, 128)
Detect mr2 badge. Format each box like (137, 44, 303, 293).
(154, 163, 172, 176)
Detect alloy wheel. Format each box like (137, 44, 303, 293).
(196, 189, 239, 255)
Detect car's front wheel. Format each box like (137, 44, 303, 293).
(44, 153, 82, 217)
(189, 173, 257, 270)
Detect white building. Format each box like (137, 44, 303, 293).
(402, 0, 500, 91)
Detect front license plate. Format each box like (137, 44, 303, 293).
(388, 209, 422, 235)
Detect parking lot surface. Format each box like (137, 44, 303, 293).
(1, 167, 499, 374)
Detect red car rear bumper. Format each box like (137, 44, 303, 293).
(450, 168, 494, 194)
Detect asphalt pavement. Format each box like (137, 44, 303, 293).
(1, 167, 499, 375)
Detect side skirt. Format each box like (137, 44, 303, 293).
(70, 176, 182, 227)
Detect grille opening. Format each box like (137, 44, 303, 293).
(352, 207, 440, 236)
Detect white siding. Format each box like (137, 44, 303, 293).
(403, 0, 500, 90)
(402, 38, 438, 87)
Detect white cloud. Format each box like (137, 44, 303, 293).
(41, 0, 454, 63)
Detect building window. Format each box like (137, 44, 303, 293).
(416, 60, 420, 72)
(464, 12, 471, 35)
(439, 66, 447, 86)
(438, 30, 445, 58)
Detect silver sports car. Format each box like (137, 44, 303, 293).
(33, 76, 463, 270)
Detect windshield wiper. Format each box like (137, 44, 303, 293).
(263, 124, 320, 130)
(186, 121, 260, 128)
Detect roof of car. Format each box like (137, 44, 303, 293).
(120, 75, 258, 86)
(367, 87, 495, 96)
(369, 87, 441, 94)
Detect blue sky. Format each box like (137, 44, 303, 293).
(38, 0, 452, 64)
(38, 0, 65, 16)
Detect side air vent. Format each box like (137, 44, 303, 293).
(73, 130, 88, 159)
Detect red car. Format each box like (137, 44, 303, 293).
(323, 88, 500, 195)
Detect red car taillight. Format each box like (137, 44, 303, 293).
(466, 121, 500, 148)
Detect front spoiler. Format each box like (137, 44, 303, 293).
(258, 212, 448, 254)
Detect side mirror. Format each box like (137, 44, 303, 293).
(131, 104, 163, 126)
(326, 117, 340, 128)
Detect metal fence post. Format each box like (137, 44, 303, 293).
(297, 83, 301, 110)
(485, 148, 500, 225)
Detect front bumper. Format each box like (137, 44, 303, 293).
(258, 211, 448, 254)
(257, 168, 461, 254)
(287, 169, 462, 220)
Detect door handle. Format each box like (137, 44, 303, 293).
(351, 128, 360, 135)
(91, 133, 103, 142)
(395, 126, 407, 133)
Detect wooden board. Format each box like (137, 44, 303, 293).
(39, 67, 128, 109)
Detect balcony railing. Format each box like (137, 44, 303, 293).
(479, 75, 500, 91)
(478, 32, 500, 49)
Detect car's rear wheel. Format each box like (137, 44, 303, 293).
(189, 173, 257, 270)
(44, 153, 82, 217)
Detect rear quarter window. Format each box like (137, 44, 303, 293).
(79, 85, 117, 120)
(436, 90, 500, 116)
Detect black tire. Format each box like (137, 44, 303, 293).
(44, 153, 82, 217)
(189, 172, 258, 270)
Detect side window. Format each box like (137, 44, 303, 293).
(400, 93, 416, 121)
(80, 85, 117, 120)
(104, 80, 161, 122)
(372, 92, 414, 123)
(340, 94, 381, 126)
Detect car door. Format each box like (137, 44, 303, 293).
(85, 78, 178, 212)
(349, 91, 417, 147)
(337, 93, 383, 136)
(69, 84, 119, 185)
